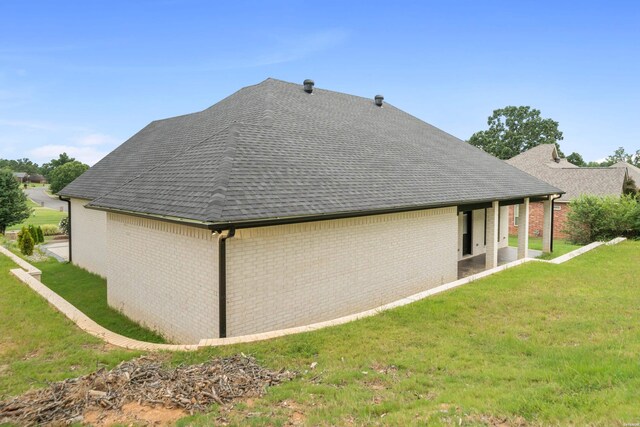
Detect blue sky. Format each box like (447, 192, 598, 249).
(1, 1, 638, 165)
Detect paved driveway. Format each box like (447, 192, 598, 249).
(25, 186, 68, 212)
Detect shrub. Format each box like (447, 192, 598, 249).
(17, 226, 26, 246)
(36, 226, 44, 243)
(59, 217, 69, 235)
(28, 224, 37, 241)
(18, 227, 34, 256)
(564, 195, 640, 244)
(41, 224, 60, 236)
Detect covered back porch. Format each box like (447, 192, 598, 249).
(457, 196, 558, 279)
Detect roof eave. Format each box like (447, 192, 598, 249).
(86, 192, 564, 232)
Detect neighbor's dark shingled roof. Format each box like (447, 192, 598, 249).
(61, 78, 561, 224)
(507, 144, 628, 200)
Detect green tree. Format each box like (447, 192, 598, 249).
(566, 152, 586, 167)
(0, 169, 32, 234)
(468, 106, 564, 160)
(0, 158, 39, 174)
(603, 146, 640, 167)
(40, 152, 76, 180)
(586, 161, 605, 167)
(49, 161, 89, 194)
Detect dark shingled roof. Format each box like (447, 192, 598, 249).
(506, 144, 628, 201)
(61, 78, 561, 226)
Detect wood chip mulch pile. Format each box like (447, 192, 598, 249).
(0, 354, 295, 426)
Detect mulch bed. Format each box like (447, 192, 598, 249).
(0, 354, 295, 426)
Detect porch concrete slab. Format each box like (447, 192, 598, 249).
(458, 246, 542, 279)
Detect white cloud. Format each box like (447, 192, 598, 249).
(28, 144, 110, 166)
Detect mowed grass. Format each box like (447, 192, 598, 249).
(7, 198, 67, 231)
(508, 235, 582, 260)
(0, 255, 139, 398)
(1, 241, 639, 425)
(171, 241, 640, 426)
(29, 257, 167, 344)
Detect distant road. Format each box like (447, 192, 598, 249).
(25, 186, 68, 212)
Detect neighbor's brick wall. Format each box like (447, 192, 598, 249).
(508, 202, 569, 239)
(226, 207, 458, 337)
(106, 213, 218, 344)
(70, 198, 108, 277)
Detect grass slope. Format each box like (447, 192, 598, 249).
(30, 257, 167, 344)
(173, 241, 640, 426)
(1, 241, 638, 425)
(0, 255, 138, 398)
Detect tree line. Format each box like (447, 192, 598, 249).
(468, 105, 639, 168)
(0, 152, 89, 193)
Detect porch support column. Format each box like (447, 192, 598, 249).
(485, 200, 499, 269)
(542, 198, 552, 253)
(517, 197, 530, 259)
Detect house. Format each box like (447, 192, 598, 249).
(506, 144, 629, 239)
(59, 78, 561, 343)
(12, 172, 29, 183)
(610, 161, 640, 188)
(28, 173, 46, 184)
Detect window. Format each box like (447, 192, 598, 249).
(514, 205, 520, 226)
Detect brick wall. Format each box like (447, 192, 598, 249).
(106, 213, 218, 343)
(226, 207, 459, 337)
(70, 198, 108, 277)
(508, 202, 569, 239)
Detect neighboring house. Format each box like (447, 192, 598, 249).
(506, 144, 629, 239)
(59, 78, 561, 343)
(610, 161, 640, 188)
(13, 172, 29, 183)
(28, 173, 46, 184)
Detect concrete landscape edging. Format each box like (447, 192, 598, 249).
(1, 238, 627, 352)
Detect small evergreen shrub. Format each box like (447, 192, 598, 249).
(18, 228, 34, 256)
(28, 224, 37, 242)
(564, 195, 640, 244)
(36, 226, 44, 243)
(17, 226, 27, 246)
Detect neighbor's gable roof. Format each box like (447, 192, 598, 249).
(611, 161, 640, 187)
(62, 78, 561, 226)
(506, 144, 627, 200)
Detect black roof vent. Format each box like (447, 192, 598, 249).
(303, 79, 314, 94)
(374, 95, 384, 107)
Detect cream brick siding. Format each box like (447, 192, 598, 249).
(225, 207, 458, 337)
(70, 198, 107, 277)
(106, 213, 218, 343)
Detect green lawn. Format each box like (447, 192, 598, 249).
(29, 256, 167, 344)
(0, 255, 139, 398)
(508, 235, 582, 260)
(1, 241, 639, 425)
(7, 198, 67, 231)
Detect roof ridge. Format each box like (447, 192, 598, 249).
(88, 124, 237, 209)
(203, 125, 241, 221)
